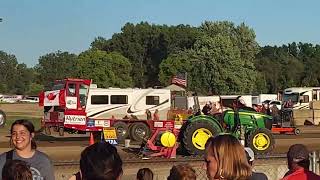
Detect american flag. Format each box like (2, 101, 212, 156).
(171, 73, 187, 87)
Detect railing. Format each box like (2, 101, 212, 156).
(52, 151, 320, 180)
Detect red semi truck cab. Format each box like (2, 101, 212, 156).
(39, 78, 109, 133)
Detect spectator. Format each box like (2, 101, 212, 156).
(145, 109, 152, 120)
(244, 147, 268, 180)
(282, 144, 320, 180)
(0, 119, 54, 180)
(205, 134, 251, 180)
(2, 160, 32, 180)
(202, 102, 211, 115)
(153, 109, 160, 120)
(70, 141, 123, 180)
(137, 168, 153, 180)
(270, 104, 281, 124)
(167, 164, 196, 180)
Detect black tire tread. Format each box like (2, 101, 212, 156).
(182, 120, 219, 155)
(113, 121, 129, 142)
(247, 128, 275, 154)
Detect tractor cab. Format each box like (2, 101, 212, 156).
(39, 78, 93, 135)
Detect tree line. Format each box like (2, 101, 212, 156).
(1, 21, 320, 96)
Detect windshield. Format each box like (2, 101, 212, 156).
(283, 93, 299, 103)
(52, 82, 66, 90)
(79, 84, 89, 107)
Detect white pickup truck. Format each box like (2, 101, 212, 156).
(0, 110, 6, 127)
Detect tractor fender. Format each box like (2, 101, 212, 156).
(187, 115, 224, 133)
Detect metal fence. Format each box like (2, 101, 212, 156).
(53, 152, 320, 180)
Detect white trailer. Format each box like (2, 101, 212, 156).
(252, 94, 278, 105)
(283, 87, 320, 109)
(86, 87, 171, 120)
(187, 95, 252, 110)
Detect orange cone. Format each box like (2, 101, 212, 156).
(89, 132, 95, 145)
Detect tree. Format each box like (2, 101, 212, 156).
(91, 36, 108, 50)
(77, 50, 132, 88)
(27, 83, 44, 96)
(160, 21, 259, 95)
(93, 22, 201, 88)
(36, 51, 78, 88)
(158, 51, 193, 86)
(0, 51, 18, 93)
(14, 63, 35, 94)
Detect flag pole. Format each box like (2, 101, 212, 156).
(184, 72, 187, 96)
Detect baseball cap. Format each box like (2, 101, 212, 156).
(287, 144, 309, 162)
(244, 147, 254, 162)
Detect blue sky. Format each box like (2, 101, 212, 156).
(0, 0, 319, 67)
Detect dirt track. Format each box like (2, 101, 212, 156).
(1, 130, 320, 161)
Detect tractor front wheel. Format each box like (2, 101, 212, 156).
(182, 120, 220, 155)
(247, 128, 274, 154)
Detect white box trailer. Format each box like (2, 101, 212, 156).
(86, 87, 171, 120)
(252, 94, 278, 105)
(187, 95, 252, 110)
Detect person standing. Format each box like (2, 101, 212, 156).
(137, 168, 153, 180)
(153, 109, 160, 120)
(0, 119, 54, 180)
(2, 160, 33, 180)
(205, 134, 252, 180)
(244, 147, 268, 180)
(69, 141, 123, 180)
(167, 164, 196, 180)
(282, 144, 320, 180)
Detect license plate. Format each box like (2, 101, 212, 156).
(103, 128, 117, 139)
(95, 120, 110, 127)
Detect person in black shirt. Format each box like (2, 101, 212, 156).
(245, 147, 268, 180)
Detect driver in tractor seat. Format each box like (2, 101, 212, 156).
(231, 96, 256, 132)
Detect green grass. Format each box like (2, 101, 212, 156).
(3, 116, 42, 131)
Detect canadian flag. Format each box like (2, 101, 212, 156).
(39, 90, 65, 107)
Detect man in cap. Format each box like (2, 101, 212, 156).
(282, 144, 320, 180)
(244, 147, 268, 180)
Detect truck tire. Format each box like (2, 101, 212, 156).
(129, 122, 150, 142)
(247, 128, 275, 154)
(0, 110, 6, 128)
(182, 120, 220, 155)
(113, 121, 129, 142)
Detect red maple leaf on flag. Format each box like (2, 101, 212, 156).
(46, 93, 57, 101)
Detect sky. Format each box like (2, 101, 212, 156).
(0, 0, 320, 67)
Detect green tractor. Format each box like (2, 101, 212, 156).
(180, 109, 275, 155)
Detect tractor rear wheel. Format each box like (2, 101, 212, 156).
(247, 128, 274, 154)
(182, 120, 220, 155)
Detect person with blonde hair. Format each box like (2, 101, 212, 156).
(205, 134, 252, 180)
(167, 164, 196, 180)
